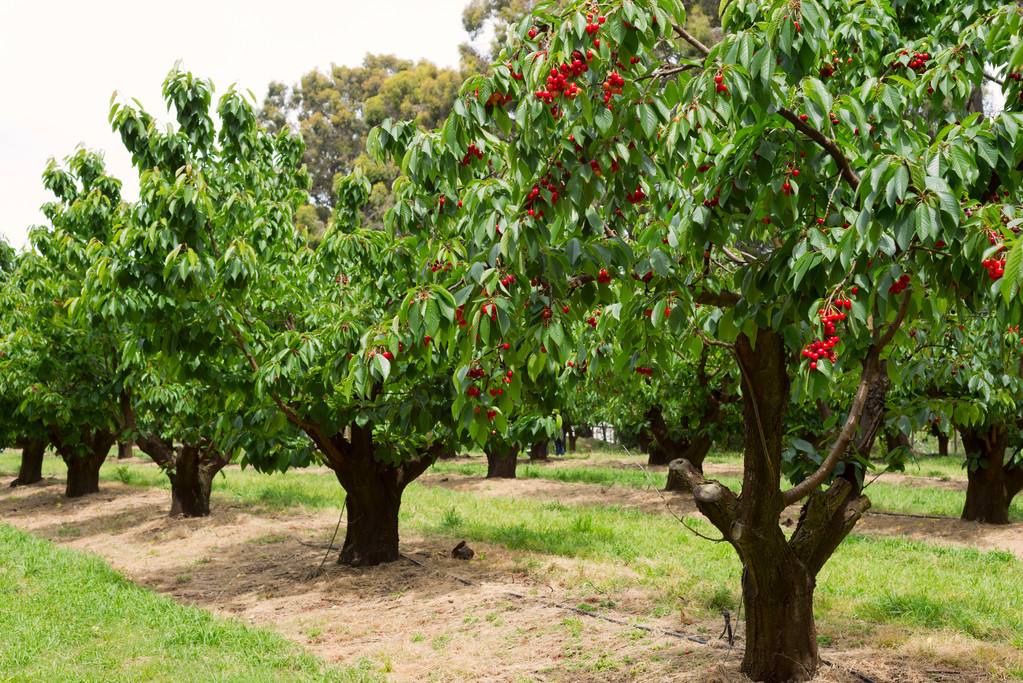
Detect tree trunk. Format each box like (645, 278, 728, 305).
(731, 330, 820, 681)
(10, 440, 46, 487)
(168, 445, 229, 517)
(63, 450, 106, 497)
(485, 443, 518, 478)
(663, 439, 714, 492)
(53, 429, 116, 498)
(936, 432, 949, 457)
(324, 426, 435, 567)
(884, 428, 913, 456)
(117, 441, 134, 459)
(740, 554, 819, 682)
(437, 445, 457, 460)
(529, 440, 549, 461)
(960, 425, 1011, 524)
(672, 330, 876, 681)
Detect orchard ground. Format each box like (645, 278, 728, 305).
(1, 444, 1022, 682)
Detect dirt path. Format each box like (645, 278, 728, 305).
(420, 473, 1023, 560)
(0, 477, 1001, 682)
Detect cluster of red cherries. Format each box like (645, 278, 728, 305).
(635, 366, 655, 377)
(429, 260, 453, 273)
(597, 268, 612, 284)
(888, 273, 911, 295)
(983, 230, 1007, 280)
(602, 71, 626, 107)
(894, 49, 931, 73)
(626, 186, 646, 204)
(461, 144, 484, 166)
(535, 54, 591, 104)
(802, 296, 854, 371)
(713, 72, 728, 95)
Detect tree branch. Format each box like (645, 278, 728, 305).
(876, 289, 912, 349)
(667, 458, 740, 538)
(782, 353, 880, 505)
(776, 109, 861, 189)
(673, 25, 711, 57)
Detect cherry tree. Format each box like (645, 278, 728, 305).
(372, 0, 1022, 678)
(107, 72, 462, 564)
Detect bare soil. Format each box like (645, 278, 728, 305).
(0, 476, 1012, 682)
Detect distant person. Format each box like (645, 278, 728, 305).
(555, 434, 565, 456)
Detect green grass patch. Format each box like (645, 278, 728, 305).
(0, 524, 378, 683)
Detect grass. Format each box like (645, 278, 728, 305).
(0, 524, 379, 683)
(3, 449, 1023, 655)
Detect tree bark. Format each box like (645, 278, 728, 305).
(936, 431, 949, 457)
(10, 440, 46, 487)
(529, 440, 549, 461)
(52, 430, 115, 498)
(117, 441, 134, 459)
(322, 425, 435, 567)
(61, 445, 111, 498)
(485, 443, 519, 478)
(169, 445, 229, 517)
(960, 424, 1012, 524)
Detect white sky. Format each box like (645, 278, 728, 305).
(0, 0, 474, 249)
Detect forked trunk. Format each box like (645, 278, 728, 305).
(485, 443, 519, 478)
(168, 445, 228, 518)
(529, 440, 549, 461)
(10, 440, 45, 487)
(134, 435, 231, 518)
(960, 425, 1011, 524)
(63, 449, 107, 497)
(324, 426, 435, 567)
(675, 330, 875, 682)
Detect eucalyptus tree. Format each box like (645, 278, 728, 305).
(372, 0, 1023, 678)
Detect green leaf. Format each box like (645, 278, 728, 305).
(637, 104, 657, 138)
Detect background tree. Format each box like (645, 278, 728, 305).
(260, 55, 467, 234)
(110, 72, 463, 565)
(0, 239, 50, 487)
(0, 150, 127, 497)
(895, 317, 1023, 524)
